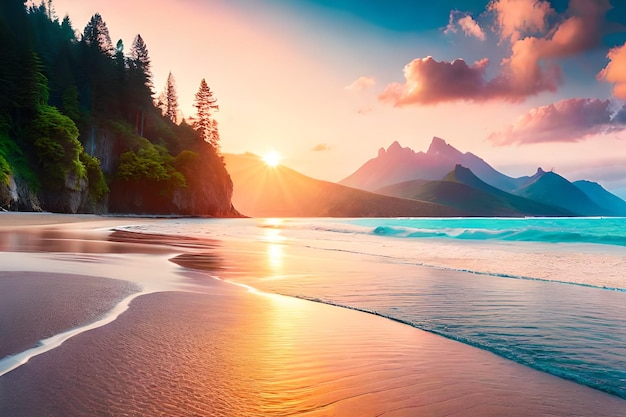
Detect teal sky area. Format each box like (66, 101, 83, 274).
(51, 0, 626, 196)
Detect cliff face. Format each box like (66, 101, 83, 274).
(107, 144, 240, 217)
(0, 176, 41, 212)
(2, 127, 239, 216)
(172, 151, 239, 217)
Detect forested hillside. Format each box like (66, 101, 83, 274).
(0, 0, 239, 216)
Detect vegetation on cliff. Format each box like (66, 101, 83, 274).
(0, 0, 237, 216)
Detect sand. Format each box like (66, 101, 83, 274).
(0, 213, 625, 416)
(0, 272, 138, 359)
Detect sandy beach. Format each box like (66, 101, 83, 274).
(1, 213, 625, 416)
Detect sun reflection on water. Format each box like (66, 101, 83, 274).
(261, 219, 286, 274)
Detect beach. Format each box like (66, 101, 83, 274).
(1, 213, 625, 416)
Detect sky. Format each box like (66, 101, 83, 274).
(49, 0, 626, 196)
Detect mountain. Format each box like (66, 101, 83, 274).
(341, 137, 626, 217)
(573, 180, 626, 216)
(513, 169, 606, 216)
(223, 153, 466, 217)
(377, 165, 571, 217)
(340, 137, 522, 192)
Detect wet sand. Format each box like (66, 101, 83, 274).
(1, 213, 625, 416)
(0, 272, 138, 359)
(2, 286, 626, 416)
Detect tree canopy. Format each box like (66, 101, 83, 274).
(0, 0, 236, 215)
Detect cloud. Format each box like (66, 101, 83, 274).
(381, 0, 611, 107)
(378, 55, 558, 105)
(444, 11, 486, 41)
(312, 143, 332, 151)
(488, 98, 626, 145)
(378, 56, 490, 105)
(458, 16, 487, 41)
(598, 43, 626, 99)
(510, 0, 610, 58)
(488, 0, 554, 43)
(345, 76, 376, 92)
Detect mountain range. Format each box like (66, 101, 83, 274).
(340, 138, 626, 217)
(223, 153, 465, 217)
(225, 137, 626, 218)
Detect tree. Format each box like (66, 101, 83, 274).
(79, 13, 118, 120)
(82, 13, 113, 55)
(129, 34, 152, 92)
(193, 78, 219, 150)
(158, 71, 179, 124)
(127, 34, 153, 136)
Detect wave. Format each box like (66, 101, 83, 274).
(370, 225, 626, 246)
(257, 217, 626, 247)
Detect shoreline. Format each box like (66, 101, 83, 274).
(0, 272, 138, 361)
(1, 213, 625, 415)
(3, 286, 626, 416)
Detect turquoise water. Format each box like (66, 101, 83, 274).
(351, 217, 626, 246)
(124, 217, 626, 399)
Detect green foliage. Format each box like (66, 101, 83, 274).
(0, 2, 234, 214)
(0, 119, 12, 184)
(117, 139, 186, 188)
(61, 85, 80, 122)
(0, 154, 10, 185)
(27, 104, 84, 188)
(80, 151, 108, 201)
(0, 117, 38, 189)
(174, 150, 200, 169)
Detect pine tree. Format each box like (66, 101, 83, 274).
(157, 72, 179, 124)
(127, 34, 154, 136)
(193, 79, 219, 149)
(129, 34, 152, 92)
(82, 13, 113, 56)
(59, 15, 75, 42)
(165, 72, 178, 124)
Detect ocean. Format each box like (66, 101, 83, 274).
(117, 216, 626, 400)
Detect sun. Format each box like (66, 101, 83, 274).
(262, 150, 282, 167)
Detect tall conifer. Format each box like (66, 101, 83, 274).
(159, 71, 179, 124)
(193, 79, 220, 149)
(82, 13, 113, 55)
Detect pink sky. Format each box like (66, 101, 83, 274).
(50, 0, 626, 196)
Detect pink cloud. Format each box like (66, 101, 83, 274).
(488, 0, 554, 43)
(345, 76, 376, 92)
(516, 0, 610, 58)
(598, 43, 626, 99)
(381, 0, 611, 107)
(458, 16, 487, 41)
(379, 57, 494, 105)
(444, 11, 486, 41)
(379, 55, 558, 105)
(488, 98, 626, 145)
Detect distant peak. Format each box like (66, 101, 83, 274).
(536, 167, 546, 175)
(427, 136, 460, 156)
(431, 136, 447, 146)
(387, 141, 403, 153)
(377, 141, 416, 158)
